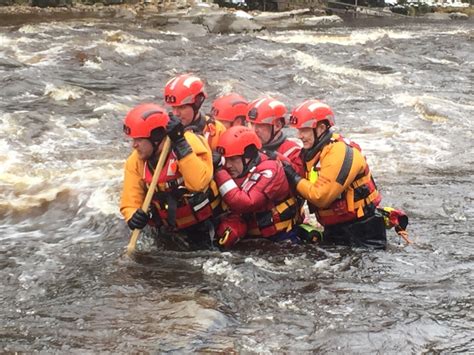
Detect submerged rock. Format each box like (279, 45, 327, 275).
(449, 12, 468, 20)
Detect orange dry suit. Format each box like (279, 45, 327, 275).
(185, 113, 226, 151)
(214, 153, 299, 248)
(120, 131, 221, 232)
(295, 132, 386, 249)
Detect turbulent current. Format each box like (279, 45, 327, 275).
(0, 15, 473, 353)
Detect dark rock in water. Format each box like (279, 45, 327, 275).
(146, 15, 168, 27)
(31, 0, 72, 7)
(198, 13, 263, 34)
(103, 0, 124, 5)
(0, 0, 13, 6)
(358, 64, 395, 74)
(449, 12, 468, 20)
(0, 56, 24, 68)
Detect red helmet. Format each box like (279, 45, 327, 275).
(164, 74, 207, 107)
(123, 103, 169, 139)
(217, 126, 262, 158)
(246, 97, 287, 125)
(289, 100, 335, 129)
(211, 93, 248, 123)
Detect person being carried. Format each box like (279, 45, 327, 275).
(164, 73, 226, 150)
(246, 96, 304, 177)
(120, 103, 221, 250)
(210, 93, 248, 129)
(283, 100, 387, 249)
(213, 126, 300, 249)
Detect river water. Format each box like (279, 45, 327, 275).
(0, 15, 473, 353)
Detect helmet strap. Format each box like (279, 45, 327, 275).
(148, 141, 160, 169)
(263, 130, 285, 151)
(191, 93, 205, 120)
(267, 117, 284, 144)
(237, 146, 260, 178)
(303, 127, 333, 162)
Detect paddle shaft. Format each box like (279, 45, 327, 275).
(127, 137, 172, 256)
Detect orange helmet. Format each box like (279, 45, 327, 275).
(123, 103, 169, 141)
(289, 100, 335, 129)
(211, 93, 248, 123)
(217, 126, 262, 158)
(247, 97, 287, 125)
(164, 74, 207, 107)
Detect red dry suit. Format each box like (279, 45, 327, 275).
(263, 133, 305, 177)
(214, 153, 299, 248)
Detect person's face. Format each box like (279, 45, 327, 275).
(251, 122, 273, 145)
(171, 104, 194, 126)
(132, 138, 154, 160)
(298, 128, 315, 149)
(224, 155, 244, 178)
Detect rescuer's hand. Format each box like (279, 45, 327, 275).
(166, 113, 185, 143)
(212, 151, 224, 172)
(282, 161, 302, 187)
(127, 208, 150, 230)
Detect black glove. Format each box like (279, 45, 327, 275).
(166, 113, 185, 143)
(127, 208, 150, 230)
(282, 161, 302, 187)
(166, 113, 192, 160)
(212, 151, 224, 172)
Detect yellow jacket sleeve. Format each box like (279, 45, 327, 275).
(296, 141, 366, 208)
(120, 149, 146, 222)
(178, 131, 213, 192)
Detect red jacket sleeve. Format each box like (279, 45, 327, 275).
(277, 140, 304, 177)
(214, 166, 279, 214)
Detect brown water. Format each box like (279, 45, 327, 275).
(0, 17, 473, 352)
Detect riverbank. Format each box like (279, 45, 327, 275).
(0, 3, 346, 30)
(0, 1, 471, 28)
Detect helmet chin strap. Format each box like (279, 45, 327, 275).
(191, 94, 205, 122)
(237, 151, 261, 178)
(266, 120, 284, 145)
(303, 127, 333, 162)
(148, 139, 162, 169)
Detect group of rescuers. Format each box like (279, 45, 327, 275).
(120, 73, 406, 251)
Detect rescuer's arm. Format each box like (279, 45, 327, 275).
(296, 142, 364, 208)
(120, 150, 147, 222)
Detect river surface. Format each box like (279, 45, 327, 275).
(0, 15, 473, 353)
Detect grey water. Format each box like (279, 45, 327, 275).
(0, 16, 473, 353)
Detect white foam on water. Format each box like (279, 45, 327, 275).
(257, 28, 415, 46)
(18, 22, 66, 34)
(86, 183, 122, 217)
(421, 56, 459, 66)
(158, 30, 182, 36)
(1, 112, 26, 139)
(16, 44, 67, 66)
(277, 299, 300, 311)
(83, 58, 103, 70)
(111, 41, 153, 57)
(0, 33, 13, 48)
(92, 30, 156, 57)
(94, 102, 132, 113)
(223, 46, 248, 61)
(202, 258, 244, 286)
(392, 92, 474, 128)
(289, 50, 402, 87)
(244, 256, 287, 274)
(44, 83, 91, 101)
